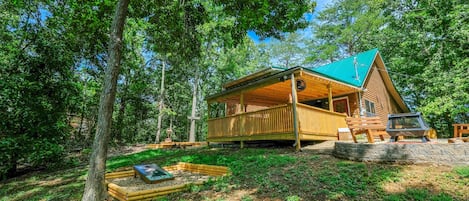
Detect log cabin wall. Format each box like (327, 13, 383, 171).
(361, 64, 404, 121)
(347, 93, 360, 117)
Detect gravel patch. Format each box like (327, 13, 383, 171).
(108, 170, 212, 191)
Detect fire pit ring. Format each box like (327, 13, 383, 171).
(386, 112, 430, 142)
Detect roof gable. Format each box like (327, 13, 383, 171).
(307, 48, 378, 87)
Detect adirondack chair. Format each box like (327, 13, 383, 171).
(346, 116, 389, 143)
(453, 124, 469, 138)
(452, 124, 469, 143)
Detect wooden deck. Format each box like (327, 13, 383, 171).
(207, 103, 347, 142)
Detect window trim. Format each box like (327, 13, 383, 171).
(365, 99, 376, 117)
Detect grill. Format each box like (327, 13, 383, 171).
(386, 112, 431, 142)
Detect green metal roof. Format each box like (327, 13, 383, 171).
(307, 48, 379, 87)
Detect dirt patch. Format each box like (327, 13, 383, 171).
(382, 164, 469, 198)
(197, 188, 262, 201)
(301, 141, 335, 154)
(107, 144, 148, 158)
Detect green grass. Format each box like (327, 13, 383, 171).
(454, 166, 469, 178)
(1, 147, 468, 201)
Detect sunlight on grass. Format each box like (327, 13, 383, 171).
(106, 149, 181, 170)
(454, 166, 469, 178)
(1, 148, 468, 201)
(2, 186, 43, 201)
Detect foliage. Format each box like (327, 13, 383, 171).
(266, 32, 308, 68)
(111, 17, 159, 144)
(0, 1, 79, 179)
(381, 0, 469, 136)
(308, 0, 386, 63)
(214, 0, 314, 42)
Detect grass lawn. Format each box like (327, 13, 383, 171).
(1, 147, 468, 201)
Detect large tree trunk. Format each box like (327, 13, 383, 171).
(81, 0, 129, 200)
(188, 65, 199, 142)
(155, 61, 165, 143)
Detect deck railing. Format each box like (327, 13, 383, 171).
(207, 103, 348, 141)
(296, 103, 348, 137)
(208, 104, 293, 139)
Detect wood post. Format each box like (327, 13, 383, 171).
(290, 74, 300, 151)
(239, 93, 245, 147)
(328, 84, 333, 112)
(239, 93, 244, 113)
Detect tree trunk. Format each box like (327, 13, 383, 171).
(115, 73, 129, 143)
(81, 0, 129, 200)
(188, 65, 199, 142)
(155, 61, 165, 143)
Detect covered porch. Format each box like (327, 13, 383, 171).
(206, 67, 361, 149)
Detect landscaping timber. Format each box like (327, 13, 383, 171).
(145, 142, 207, 149)
(105, 162, 229, 201)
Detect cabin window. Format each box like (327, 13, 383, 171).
(365, 99, 376, 117)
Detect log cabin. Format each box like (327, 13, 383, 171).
(206, 48, 409, 149)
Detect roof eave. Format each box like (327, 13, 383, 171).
(222, 67, 284, 89)
(206, 67, 303, 102)
(373, 52, 410, 112)
(301, 68, 362, 90)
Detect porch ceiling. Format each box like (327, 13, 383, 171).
(219, 69, 360, 106)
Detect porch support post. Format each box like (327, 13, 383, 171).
(290, 73, 300, 151)
(328, 84, 333, 112)
(358, 90, 364, 117)
(239, 93, 245, 148)
(239, 93, 244, 113)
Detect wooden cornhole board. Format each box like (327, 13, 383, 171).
(133, 164, 174, 184)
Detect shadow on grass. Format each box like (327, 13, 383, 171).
(0, 168, 85, 201)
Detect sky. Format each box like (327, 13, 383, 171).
(247, 0, 332, 43)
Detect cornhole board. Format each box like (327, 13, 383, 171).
(133, 164, 174, 184)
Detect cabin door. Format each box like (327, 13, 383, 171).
(333, 97, 350, 116)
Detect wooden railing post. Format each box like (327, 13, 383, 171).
(328, 84, 333, 112)
(239, 93, 245, 147)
